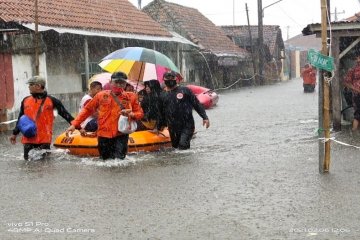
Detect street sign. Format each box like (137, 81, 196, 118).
(307, 49, 334, 72)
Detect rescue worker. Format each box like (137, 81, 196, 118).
(66, 72, 144, 160)
(157, 71, 210, 150)
(9, 76, 74, 160)
(301, 63, 317, 93)
(343, 56, 360, 131)
(79, 80, 103, 133)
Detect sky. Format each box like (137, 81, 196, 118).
(128, 0, 360, 40)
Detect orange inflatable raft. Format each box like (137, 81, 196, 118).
(53, 129, 172, 157)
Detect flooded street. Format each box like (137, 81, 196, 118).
(1, 78, 359, 239)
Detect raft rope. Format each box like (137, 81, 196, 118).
(323, 71, 334, 85)
(212, 72, 286, 92)
(213, 74, 257, 91)
(316, 126, 360, 149)
(319, 137, 360, 150)
(0, 119, 17, 125)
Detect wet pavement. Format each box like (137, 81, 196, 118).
(0, 78, 360, 239)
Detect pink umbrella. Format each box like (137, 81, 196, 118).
(88, 72, 112, 87)
(141, 64, 183, 84)
(126, 79, 145, 92)
(92, 73, 144, 92)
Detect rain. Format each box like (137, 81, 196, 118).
(1, 0, 360, 239)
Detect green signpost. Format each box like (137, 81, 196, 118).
(307, 49, 334, 72)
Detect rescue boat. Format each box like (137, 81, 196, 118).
(53, 129, 171, 157)
(186, 84, 219, 109)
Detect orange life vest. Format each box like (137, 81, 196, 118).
(72, 90, 144, 138)
(21, 96, 54, 144)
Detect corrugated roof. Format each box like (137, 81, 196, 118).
(303, 12, 360, 35)
(22, 23, 198, 45)
(221, 25, 284, 56)
(0, 0, 171, 37)
(143, 0, 249, 58)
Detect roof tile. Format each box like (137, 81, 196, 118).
(0, 0, 171, 37)
(143, 0, 249, 58)
(221, 25, 284, 56)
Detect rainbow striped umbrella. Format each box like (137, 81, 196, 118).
(98, 47, 182, 83)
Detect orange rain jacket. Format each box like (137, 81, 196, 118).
(16, 94, 74, 144)
(71, 90, 144, 138)
(301, 67, 316, 85)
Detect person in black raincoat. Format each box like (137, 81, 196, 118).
(157, 71, 210, 150)
(138, 79, 162, 130)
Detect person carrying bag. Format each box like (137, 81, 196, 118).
(17, 98, 45, 138)
(10, 76, 74, 160)
(110, 92, 137, 134)
(66, 72, 143, 160)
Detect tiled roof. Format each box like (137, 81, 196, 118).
(143, 0, 249, 58)
(0, 0, 171, 37)
(344, 12, 360, 22)
(285, 34, 321, 51)
(221, 25, 284, 56)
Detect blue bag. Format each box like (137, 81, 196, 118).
(18, 115, 37, 138)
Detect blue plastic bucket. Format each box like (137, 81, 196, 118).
(18, 115, 37, 138)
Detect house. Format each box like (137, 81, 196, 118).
(284, 34, 321, 79)
(0, 0, 196, 130)
(142, 0, 251, 89)
(302, 12, 360, 130)
(221, 25, 285, 83)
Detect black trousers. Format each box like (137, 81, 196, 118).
(84, 118, 98, 132)
(353, 93, 360, 121)
(97, 135, 129, 160)
(23, 143, 51, 160)
(303, 84, 315, 93)
(168, 126, 194, 150)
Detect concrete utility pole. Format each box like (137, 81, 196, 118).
(286, 26, 290, 40)
(34, 0, 39, 75)
(246, 3, 257, 80)
(331, 7, 345, 21)
(257, 0, 264, 85)
(233, 0, 235, 25)
(258, 0, 283, 84)
(84, 38, 89, 87)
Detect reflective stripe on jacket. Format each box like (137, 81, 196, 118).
(71, 90, 144, 138)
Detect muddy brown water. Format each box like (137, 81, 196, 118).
(0, 78, 359, 239)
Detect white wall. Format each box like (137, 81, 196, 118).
(47, 73, 82, 94)
(10, 53, 47, 112)
(295, 50, 301, 78)
(45, 46, 83, 94)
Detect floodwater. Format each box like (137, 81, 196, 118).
(1, 78, 360, 240)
